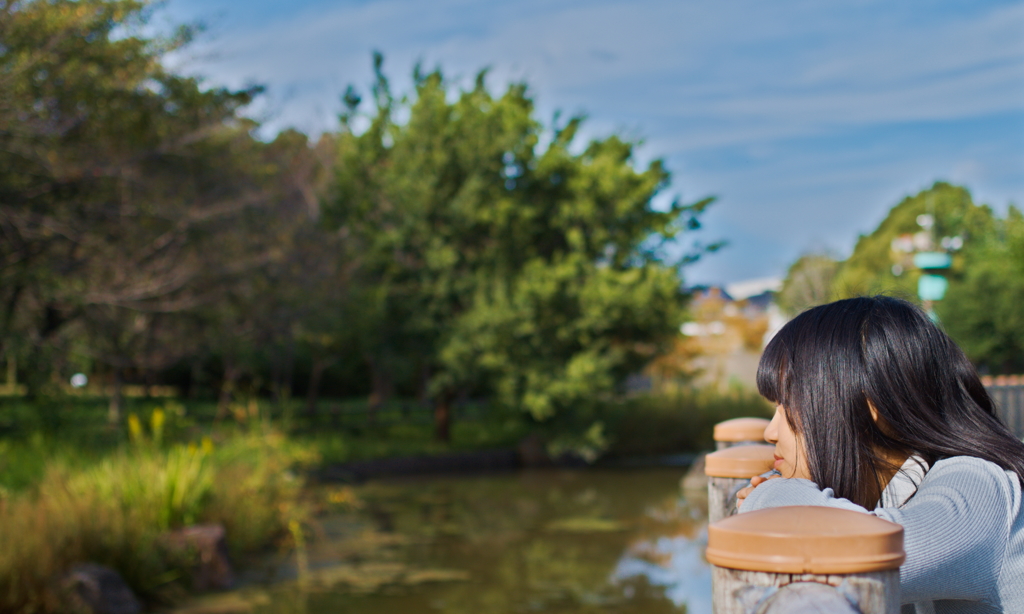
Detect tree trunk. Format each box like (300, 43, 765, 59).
(217, 362, 241, 419)
(108, 369, 123, 425)
(434, 393, 452, 442)
(366, 356, 393, 416)
(417, 364, 431, 404)
(5, 355, 15, 387)
(366, 355, 396, 425)
(305, 356, 334, 418)
(270, 354, 282, 404)
(188, 359, 202, 399)
(270, 338, 295, 407)
(283, 337, 295, 402)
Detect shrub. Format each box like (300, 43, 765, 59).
(600, 387, 774, 457)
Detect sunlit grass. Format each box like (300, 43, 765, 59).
(0, 428, 314, 613)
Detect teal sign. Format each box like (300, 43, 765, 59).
(913, 252, 952, 270)
(918, 274, 948, 301)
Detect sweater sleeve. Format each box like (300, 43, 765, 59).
(740, 477, 869, 512)
(738, 458, 1012, 605)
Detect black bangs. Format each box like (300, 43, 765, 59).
(756, 328, 789, 405)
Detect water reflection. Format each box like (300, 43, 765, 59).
(613, 528, 712, 614)
(174, 468, 712, 614)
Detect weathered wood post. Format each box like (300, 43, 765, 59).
(681, 417, 772, 511)
(704, 444, 775, 523)
(713, 417, 770, 450)
(706, 506, 904, 614)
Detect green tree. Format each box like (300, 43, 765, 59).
(830, 182, 995, 299)
(937, 206, 1024, 374)
(794, 181, 1023, 373)
(328, 57, 714, 440)
(0, 0, 307, 415)
(776, 252, 840, 316)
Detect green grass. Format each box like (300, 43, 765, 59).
(598, 387, 774, 457)
(0, 388, 771, 489)
(301, 405, 531, 465)
(292, 390, 770, 465)
(0, 429, 314, 613)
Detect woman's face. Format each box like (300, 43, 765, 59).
(764, 404, 812, 480)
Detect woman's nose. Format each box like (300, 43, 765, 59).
(764, 408, 781, 444)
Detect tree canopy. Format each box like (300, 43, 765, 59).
(778, 181, 1024, 374)
(0, 0, 335, 417)
(327, 58, 714, 438)
(829, 182, 995, 299)
(937, 205, 1024, 373)
(1, 2, 717, 439)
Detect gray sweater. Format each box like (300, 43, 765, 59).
(740, 456, 1024, 613)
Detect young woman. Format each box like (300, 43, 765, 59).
(737, 296, 1024, 614)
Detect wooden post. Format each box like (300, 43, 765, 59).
(713, 417, 770, 450)
(707, 506, 904, 614)
(704, 444, 775, 523)
(681, 417, 771, 502)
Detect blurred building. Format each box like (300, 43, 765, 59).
(644, 278, 786, 392)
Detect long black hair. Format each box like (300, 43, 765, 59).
(757, 295, 1024, 508)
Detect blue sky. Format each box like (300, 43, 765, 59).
(158, 0, 1024, 285)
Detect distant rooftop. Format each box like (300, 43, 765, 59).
(724, 277, 783, 301)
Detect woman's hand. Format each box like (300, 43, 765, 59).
(736, 474, 779, 508)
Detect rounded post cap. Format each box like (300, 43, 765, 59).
(713, 417, 770, 443)
(704, 444, 776, 478)
(706, 506, 905, 574)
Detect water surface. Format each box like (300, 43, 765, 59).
(177, 468, 712, 614)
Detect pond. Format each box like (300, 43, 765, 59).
(175, 467, 712, 614)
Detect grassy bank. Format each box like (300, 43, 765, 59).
(0, 429, 313, 613)
(0, 387, 771, 612)
(297, 388, 772, 465)
(0, 388, 772, 489)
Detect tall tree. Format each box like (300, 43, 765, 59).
(328, 58, 715, 440)
(0, 0, 303, 417)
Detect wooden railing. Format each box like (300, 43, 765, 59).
(707, 417, 905, 612)
(983, 376, 1024, 439)
(707, 507, 903, 613)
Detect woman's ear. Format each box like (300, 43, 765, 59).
(867, 400, 881, 423)
(867, 399, 899, 438)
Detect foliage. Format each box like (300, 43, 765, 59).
(328, 57, 715, 437)
(776, 253, 840, 315)
(0, 0, 339, 418)
(0, 0, 719, 431)
(1, 0, 251, 373)
(829, 182, 995, 299)
(304, 416, 531, 466)
(303, 387, 771, 463)
(783, 181, 1024, 373)
(0, 429, 312, 613)
(439, 255, 687, 422)
(937, 206, 1024, 373)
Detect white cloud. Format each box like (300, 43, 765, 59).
(161, 0, 1024, 282)
(168, 0, 1023, 138)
